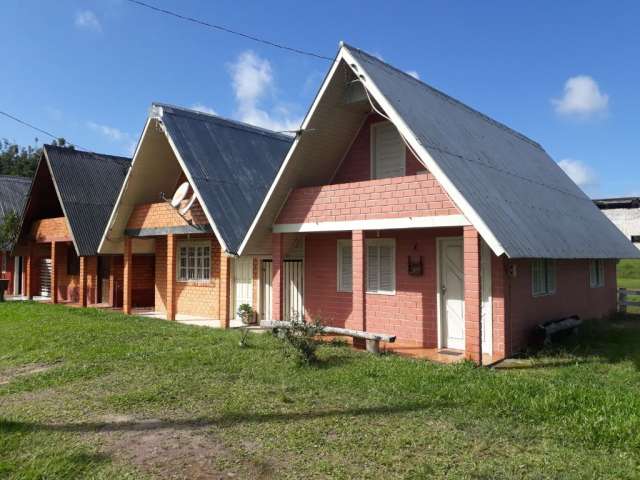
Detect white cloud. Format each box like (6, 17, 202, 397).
(88, 121, 128, 142)
(558, 158, 598, 189)
(406, 70, 420, 80)
(190, 104, 217, 116)
(552, 75, 609, 117)
(228, 50, 302, 132)
(75, 10, 102, 32)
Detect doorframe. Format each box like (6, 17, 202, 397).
(13, 256, 23, 296)
(229, 256, 254, 321)
(436, 236, 465, 350)
(480, 240, 493, 356)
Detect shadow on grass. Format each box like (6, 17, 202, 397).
(0, 402, 437, 435)
(508, 314, 640, 371)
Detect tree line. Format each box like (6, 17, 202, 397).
(0, 138, 72, 178)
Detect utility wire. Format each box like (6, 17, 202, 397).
(125, 0, 333, 61)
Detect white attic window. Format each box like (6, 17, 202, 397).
(371, 122, 405, 179)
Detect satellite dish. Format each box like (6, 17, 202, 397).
(170, 182, 190, 208)
(179, 192, 197, 216)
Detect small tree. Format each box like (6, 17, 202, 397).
(0, 211, 20, 252)
(237, 303, 255, 347)
(276, 315, 323, 365)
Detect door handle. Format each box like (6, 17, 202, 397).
(441, 285, 447, 295)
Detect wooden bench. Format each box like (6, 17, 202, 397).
(538, 315, 582, 345)
(260, 320, 396, 354)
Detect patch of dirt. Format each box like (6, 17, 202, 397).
(0, 363, 60, 385)
(96, 415, 276, 479)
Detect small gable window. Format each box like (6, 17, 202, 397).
(177, 241, 211, 282)
(371, 122, 405, 179)
(589, 260, 605, 288)
(532, 259, 556, 297)
(337, 239, 352, 292)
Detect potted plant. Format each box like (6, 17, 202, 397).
(237, 303, 255, 347)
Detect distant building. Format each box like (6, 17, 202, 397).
(594, 197, 640, 250)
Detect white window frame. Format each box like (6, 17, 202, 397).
(366, 238, 396, 295)
(532, 259, 557, 297)
(176, 240, 211, 283)
(370, 121, 406, 180)
(589, 259, 605, 288)
(337, 239, 352, 292)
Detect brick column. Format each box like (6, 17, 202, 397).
(219, 247, 230, 328)
(463, 226, 482, 364)
(51, 242, 58, 304)
(166, 234, 176, 321)
(79, 256, 87, 307)
(351, 230, 365, 331)
(25, 241, 33, 299)
(123, 236, 132, 314)
(272, 233, 284, 321)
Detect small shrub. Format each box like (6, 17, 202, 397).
(237, 304, 255, 347)
(276, 315, 323, 365)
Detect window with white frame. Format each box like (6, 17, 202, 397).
(371, 122, 405, 179)
(337, 239, 352, 292)
(177, 241, 211, 282)
(589, 259, 605, 288)
(532, 259, 556, 296)
(366, 238, 395, 294)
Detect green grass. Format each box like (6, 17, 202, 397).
(2, 303, 640, 479)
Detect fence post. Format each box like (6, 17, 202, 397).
(619, 288, 627, 314)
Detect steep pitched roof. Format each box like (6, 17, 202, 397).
(241, 43, 639, 259)
(151, 104, 293, 253)
(26, 145, 131, 256)
(0, 175, 30, 219)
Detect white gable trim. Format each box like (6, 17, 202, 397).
(98, 117, 151, 253)
(237, 52, 344, 256)
(341, 47, 506, 258)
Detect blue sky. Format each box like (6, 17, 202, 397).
(1, 0, 638, 198)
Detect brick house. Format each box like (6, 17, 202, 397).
(98, 104, 292, 326)
(13, 145, 130, 306)
(239, 43, 640, 363)
(0, 175, 30, 295)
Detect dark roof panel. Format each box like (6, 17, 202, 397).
(0, 175, 30, 218)
(158, 104, 293, 253)
(44, 145, 130, 256)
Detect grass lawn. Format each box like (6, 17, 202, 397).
(2, 303, 640, 479)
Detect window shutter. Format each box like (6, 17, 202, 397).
(373, 123, 405, 179)
(546, 260, 556, 293)
(378, 245, 394, 292)
(338, 242, 353, 292)
(367, 245, 379, 291)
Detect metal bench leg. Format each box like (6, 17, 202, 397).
(366, 339, 380, 354)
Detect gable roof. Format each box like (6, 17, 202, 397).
(111, 104, 293, 254)
(240, 43, 640, 259)
(0, 175, 30, 219)
(21, 145, 131, 256)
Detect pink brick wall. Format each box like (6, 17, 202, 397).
(332, 114, 425, 184)
(303, 228, 462, 345)
(506, 258, 617, 354)
(276, 174, 460, 225)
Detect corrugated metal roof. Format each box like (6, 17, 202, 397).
(158, 104, 293, 254)
(44, 145, 130, 256)
(0, 175, 30, 219)
(345, 44, 640, 259)
(0, 175, 30, 251)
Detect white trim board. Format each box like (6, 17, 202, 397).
(273, 215, 470, 233)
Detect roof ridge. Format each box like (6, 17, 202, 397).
(342, 43, 543, 150)
(44, 144, 131, 164)
(152, 103, 294, 143)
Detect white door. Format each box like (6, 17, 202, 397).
(439, 238, 465, 350)
(261, 260, 272, 320)
(284, 260, 304, 321)
(40, 258, 52, 298)
(232, 257, 253, 322)
(480, 241, 493, 355)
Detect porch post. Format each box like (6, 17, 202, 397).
(272, 233, 284, 321)
(351, 230, 366, 332)
(51, 242, 58, 304)
(463, 226, 482, 364)
(108, 256, 115, 307)
(166, 234, 176, 321)
(123, 236, 132, 314)
(25, 241, 33, 300)
(79, 256, 87, 307)
(219, 247, 230, 328)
